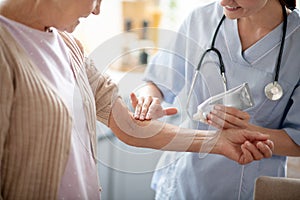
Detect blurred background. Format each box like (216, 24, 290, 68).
(74, 0, 215, 54)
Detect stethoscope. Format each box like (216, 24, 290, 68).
(186, 3, 287, 115)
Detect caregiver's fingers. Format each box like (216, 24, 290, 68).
(256, 140, 274, 158)
(214, 105, 251, 121)
(207, 112, 237, 129)
(243, 141, 265, 161)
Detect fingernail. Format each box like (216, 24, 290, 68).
(134, 112, 139, 118)
(214, 105, 221, 110)
(256, 141, 262, 147)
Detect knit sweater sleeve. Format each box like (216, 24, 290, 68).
(84, 58, 119, 126)
(0, 28, 14, 199)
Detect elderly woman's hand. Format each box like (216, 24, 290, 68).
(130, 92, 178, 120)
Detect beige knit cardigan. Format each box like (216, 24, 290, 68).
(0, 24, 118, 199)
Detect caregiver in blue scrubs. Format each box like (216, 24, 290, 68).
(131, 0, 300, 199)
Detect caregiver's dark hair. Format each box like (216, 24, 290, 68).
(280, 0, 296, 10)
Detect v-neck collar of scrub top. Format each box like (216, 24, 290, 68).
(223, 10, 299, 66)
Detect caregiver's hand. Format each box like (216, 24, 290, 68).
(218, 129, 274, 165)
(130, 92, 178, 120)
(207, 105, 252, 130)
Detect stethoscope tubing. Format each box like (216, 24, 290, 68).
(274, 3, 287, 83)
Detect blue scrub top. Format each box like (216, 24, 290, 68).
(144, 2, 300, 200)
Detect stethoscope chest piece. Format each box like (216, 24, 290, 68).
(264, 81, 283, 101)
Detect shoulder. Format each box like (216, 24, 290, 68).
(178, 1, 223, 37)
(175, 1, 224, 45)
(288, 8, 300, 32)
(0, 23, 25, 73)
(186, 1, 223, 25)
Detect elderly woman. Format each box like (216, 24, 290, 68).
(0, 0, 273, 199)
